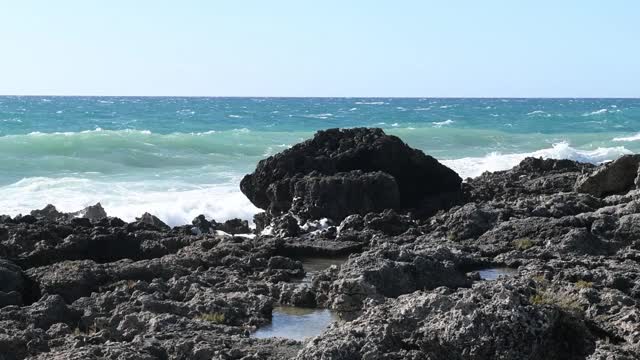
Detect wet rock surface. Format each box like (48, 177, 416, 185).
(1, 129, 640, 359)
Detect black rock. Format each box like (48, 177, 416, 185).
(132, 212, 170, 231)
(218, 218, 251, 234)
(240, 128, 462, 219)
(192, 214, 215, 234)
(291, 170, 400, 221)
(575, 154, 640, 197)
(30, 204, 64, 221)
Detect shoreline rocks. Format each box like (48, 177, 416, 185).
(1, 129, 639, 359)
(241, 128, 462, 221)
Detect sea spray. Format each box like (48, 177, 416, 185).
(2, 97, 640, 225)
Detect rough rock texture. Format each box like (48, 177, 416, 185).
(241, 128, 462, 219)
(298, 282, 596, 360)
(2, 138, 640, 359)
(290, 170, 401, 220)
(575, 154, 640, 197)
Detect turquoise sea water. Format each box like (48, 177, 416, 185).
(1, 97, 639, 225)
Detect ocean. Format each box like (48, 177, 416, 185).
(1, 97, 639, 226)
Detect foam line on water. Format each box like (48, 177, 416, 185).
(613, 133, 640, 142)
(442, 141, 631, 179)
(0, 177, 260, 227)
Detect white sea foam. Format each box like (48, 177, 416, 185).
(442, 142, 631, 179)
(0, 177, 260, 227)
(195, 130, 217, 135)
(81, 127, 103, 133)
(613, 133, 640, 142)
(526, 110, 547, 116)
(263, 144, 290, 156)
(432, 119, 454, 128)
(23, 128, 153, 137)
(301, 113, 333, 119)
(354, 101, 385, 105)
(583, 109, 608, 116)
(228, 114, 242, 118)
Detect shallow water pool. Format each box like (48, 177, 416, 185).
(253, 306, 339, 341)
(478, 267, 518, 281)
(294, 257, 348, 284)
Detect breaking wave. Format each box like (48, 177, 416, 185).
(442, 141, 631, 179)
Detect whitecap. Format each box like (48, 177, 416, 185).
(354, 101, 385, 105)
(301, 113, 333, 119)
(613, 133, 640, 142)
(526, 110, 547, 116)
(583, 109, 608, 116)
(195, 130, 217, 136)
(81, 127, 103, 133)
(432, 119, 454, 128)
(442, 142, 631, 179)
(228, 114, 242, 118)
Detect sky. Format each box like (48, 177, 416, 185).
(0, 1, 638, 97)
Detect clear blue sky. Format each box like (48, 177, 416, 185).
(0, 1, 638, 97)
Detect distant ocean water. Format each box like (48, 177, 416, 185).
(1, 96, 639, 226)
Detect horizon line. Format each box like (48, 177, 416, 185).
(0, 94, 639, 100)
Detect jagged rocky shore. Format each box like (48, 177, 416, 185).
(1, 128, 639, 359)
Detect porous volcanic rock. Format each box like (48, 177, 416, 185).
(240, 128, 462, 220)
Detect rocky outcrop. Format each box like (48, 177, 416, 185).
(464, 157, 595, 202)
(575, 154, 640, 197)
(2, 134, 640, 359)
(290, 170, 401, 220)
(241, 128, 462, 220)
(29, 203, 108, 222)
(297, 281, 596, 360)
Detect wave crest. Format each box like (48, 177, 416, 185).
(442, 142, 631, 179)
(0, 177, 259, 227)
(432, 119, 454, 128)
(613, 133, 640, 142)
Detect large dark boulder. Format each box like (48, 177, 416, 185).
(290, 170, 400, 220)
(575, 154, 640, 197)
(240, 128, 461, 219)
